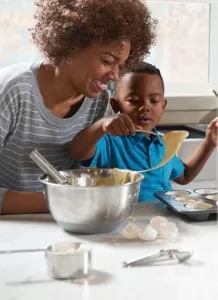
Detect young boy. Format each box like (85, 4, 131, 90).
(70, 62, 218, 201)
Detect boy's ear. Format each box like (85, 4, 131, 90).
(110, 97, 120, 113)
(163, 98, 168, 109)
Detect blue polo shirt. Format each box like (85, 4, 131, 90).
(82, 132, 185, 201)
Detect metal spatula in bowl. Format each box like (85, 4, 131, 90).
(29, 150, 69, 184)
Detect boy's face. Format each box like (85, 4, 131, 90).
(113, 72, 167, 131)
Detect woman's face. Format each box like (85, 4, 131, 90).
(62, 40, 131, 98)
(115, 72, 167, 131)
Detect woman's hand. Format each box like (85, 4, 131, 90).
(205, 117, 218, 147)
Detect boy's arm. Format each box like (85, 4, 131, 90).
(174, 117, 218, 184)
(1, 191, 49, 215)
(70, 114, 136, 160)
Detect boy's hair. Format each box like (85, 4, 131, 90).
(125, 61, 165, 92)
(31, 0, 157, 66)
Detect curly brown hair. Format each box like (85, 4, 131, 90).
(31, 0, 157, 66)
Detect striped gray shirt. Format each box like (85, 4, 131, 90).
(0, 61, 108, 206)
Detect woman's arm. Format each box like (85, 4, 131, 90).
(1, 191, 49, 215)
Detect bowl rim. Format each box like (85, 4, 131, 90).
(39, 168, 144, 188)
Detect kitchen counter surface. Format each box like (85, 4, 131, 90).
(0, 201, 218, 300)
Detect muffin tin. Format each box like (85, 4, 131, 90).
(154, 188, 218, 221)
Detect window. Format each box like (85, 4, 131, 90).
(0, 0, 217, 123)
(145, 0, 218, 124)
(0, 0, 41, 67)
(146, 0, 217, 97)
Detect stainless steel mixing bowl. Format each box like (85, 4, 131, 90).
(40, 168, 143, 234)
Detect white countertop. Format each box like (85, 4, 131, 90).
(0, 202, 218, 300)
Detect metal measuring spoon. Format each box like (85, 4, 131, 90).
(169, 249, 193, 263)
(122, 248, 193, 267)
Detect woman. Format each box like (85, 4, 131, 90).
(0, 0, 156, 214)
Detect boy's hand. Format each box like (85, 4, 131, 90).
(101, 113, 136, 136)
(206, 117, 218, 147)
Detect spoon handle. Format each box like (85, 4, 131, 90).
(30, 150, 68, 184)
(121, 249, 166, 267)
(135, 129, 162, 136)
(0, 248, 45, 254)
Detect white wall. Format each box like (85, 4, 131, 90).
(161, 96, 218, 125)
(172, 139, 217, 189)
